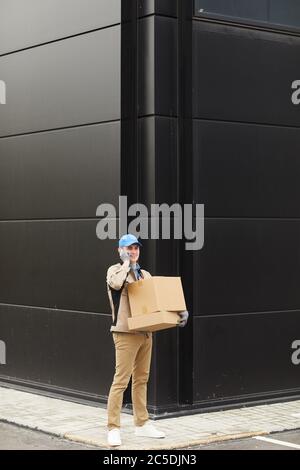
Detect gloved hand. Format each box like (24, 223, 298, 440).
(178, 310, 189, 327)
(119, 248, 131, 263)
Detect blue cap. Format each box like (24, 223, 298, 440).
(118, 234, 142, 248)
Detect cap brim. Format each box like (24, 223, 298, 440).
(126, 241, 142, 247)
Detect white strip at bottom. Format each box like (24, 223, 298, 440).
(253, 436, 300, 450)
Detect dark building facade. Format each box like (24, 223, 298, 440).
(0, 0, 300, 417)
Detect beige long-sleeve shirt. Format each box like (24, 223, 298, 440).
(106, 261, 151, 333)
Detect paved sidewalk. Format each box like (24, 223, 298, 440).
(1, 386, 300, 449)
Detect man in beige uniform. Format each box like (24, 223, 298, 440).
(106, 234, 189, 447)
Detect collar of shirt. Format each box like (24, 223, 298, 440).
(130, 262, 142, 280)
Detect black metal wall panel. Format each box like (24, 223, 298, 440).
(0, 0, 121, 55)
(155, 16, 177, 116)
(138, 0, 156, 16)
(194, 219, 300, 316)
(0, 5, 122, 403)
(0, 304, 114, 399)
(190, 12, 300, 410)
(0, 27, 120, 136)
(193, 120, 300, 218)
(138, 16, 155, 116)
(0, 122, 120, 220)
(193, 21, 300, 127)
(139, 116, 178, 206)
(193, 312, 300, 403)
(138, 0, 177, 18)
(150, 328, 179, 410)
(138, 16, 177, 116)
(0, 220, 119, 314)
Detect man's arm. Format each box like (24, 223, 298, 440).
(107, 260, 131, 290)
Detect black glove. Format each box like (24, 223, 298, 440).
(178, 310, 189, 327)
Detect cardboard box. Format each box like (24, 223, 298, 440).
(128, 276, 186, 316)
(128, 311, 180, 332)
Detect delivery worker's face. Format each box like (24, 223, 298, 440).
(121, 243, 140, 263)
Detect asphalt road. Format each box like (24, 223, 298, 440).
(0, 422, 93, 450)
(187, 429, 300, 450)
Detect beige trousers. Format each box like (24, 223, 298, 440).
(107, 332, 153, 429)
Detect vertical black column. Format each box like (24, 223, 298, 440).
(177, 0, 194, 406)
(121, 0, 196, 415)
(121, 0, 139, 207)
(136, 1, 180, 415)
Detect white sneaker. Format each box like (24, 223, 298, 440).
(135, 422, 165, 439)
(107, 428, 122, 446)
